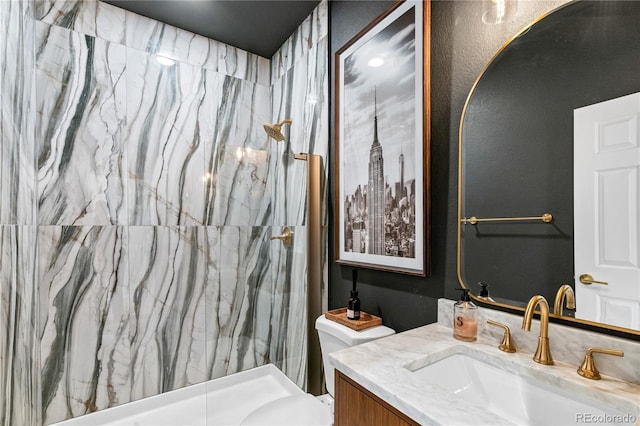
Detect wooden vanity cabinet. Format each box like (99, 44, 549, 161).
(334, 370, 420, 426)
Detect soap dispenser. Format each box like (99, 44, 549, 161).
(347, 269, 361, 320)
(478, 282, 495, 302)
(453, 288, 478, 342)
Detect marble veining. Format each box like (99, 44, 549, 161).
(271, 0, 328, 81)
(128, 226, 207, 401)
(0, 0, 36, 226)
(204, 73, 271, 154)
(38, 226, 130, 425)
(268, 225, 308, 387)
(35, 0, 126, 45)
(127, 50, 271, 226)
(36, 1, 271, 85)
(268, 153, 308, 227)
(270, 39, 329, 227)
(37, 224, 311, 424)
(124, 10, 270, 86)
(270, 33, 329, 159)
(204, 225, 307, 388)
(208, 227, 271, 379)
(36, 22, 127, 226)
(0, 2, 39, 426)
(330, 303, 640, 425)
(0, 226, 39, 426)
(126, 50, 208, 226)
(3, 0, 329, 423)
(209, 146, 272, 226)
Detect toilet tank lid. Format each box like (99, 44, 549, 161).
(315, 314, 395, 345)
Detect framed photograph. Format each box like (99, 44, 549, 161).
(335, 0, 430, 276)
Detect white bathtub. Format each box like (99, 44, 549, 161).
(52, 364, 332, 426)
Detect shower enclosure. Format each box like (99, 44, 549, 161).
(0, 0, 329, 424)
(288, 152, 324, 395)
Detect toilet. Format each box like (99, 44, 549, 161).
(315, 314, 396, 397)
(240, 314, 395, 425)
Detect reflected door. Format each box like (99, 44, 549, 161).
(574, 92, 640, 329)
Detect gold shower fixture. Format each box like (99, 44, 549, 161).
(263, 119, 293, 141)
(270, 227, 293, 248)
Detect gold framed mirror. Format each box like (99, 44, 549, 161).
(457, 0, 640, 337)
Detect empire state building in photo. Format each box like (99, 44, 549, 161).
(368, 93, 385, 255)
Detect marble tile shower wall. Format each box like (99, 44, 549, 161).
(270, 1, 329, 311)
(271, 1, 329, 226)
(0, 1, 39, 426)
(0, 0, 328, 424)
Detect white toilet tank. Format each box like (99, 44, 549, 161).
(315, 314, 395, 396)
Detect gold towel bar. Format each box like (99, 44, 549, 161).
(461, 213, 553, 225)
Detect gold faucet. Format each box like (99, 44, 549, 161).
(553, 284, 575, 316)
(522, 295, 554, 365)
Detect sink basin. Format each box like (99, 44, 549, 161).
(406, 347, 628, 425)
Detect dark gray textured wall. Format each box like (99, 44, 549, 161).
(329, 0, 569, 332)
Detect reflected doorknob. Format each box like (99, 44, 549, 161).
(270, 227, 293, 248)
(578, 274, 608, 286)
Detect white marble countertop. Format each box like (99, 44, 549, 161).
(329, 323, 640, 425)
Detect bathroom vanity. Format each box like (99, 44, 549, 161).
(334, 370, 419, 426)
(330, 299, 640, 425)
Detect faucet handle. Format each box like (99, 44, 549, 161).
(577, 347, 624, 380)
(487, 320, 516, 353)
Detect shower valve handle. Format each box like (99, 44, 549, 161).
(270, 227, 293, 248)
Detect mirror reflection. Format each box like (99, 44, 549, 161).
(458, 0, 640, 334)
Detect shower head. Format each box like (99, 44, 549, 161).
(263, 119, 293, 141)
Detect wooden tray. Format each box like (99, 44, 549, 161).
(324, 308, 382, 331)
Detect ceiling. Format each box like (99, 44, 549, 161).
(103, 0, 322, 58)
